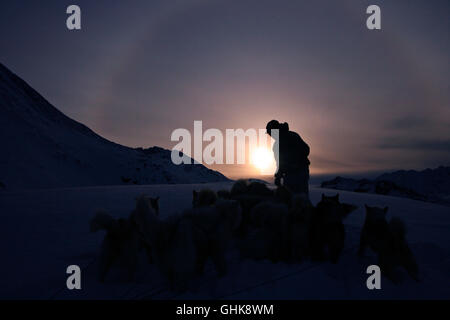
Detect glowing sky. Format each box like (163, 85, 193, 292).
(1, 0, 449, 178)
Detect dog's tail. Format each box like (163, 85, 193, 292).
(389, 217, 407, 239)
(90, 210, 116, 232)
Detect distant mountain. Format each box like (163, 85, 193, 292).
(321, 166, 450, 206)
(0, 63, 228, 189)
(376, 167, 450, 201)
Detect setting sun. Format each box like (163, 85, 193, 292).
(251, 147, 276, 174)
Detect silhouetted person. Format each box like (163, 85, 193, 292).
(266, 120, 310, 195)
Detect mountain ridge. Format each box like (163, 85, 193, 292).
(0, 63, 229, 189)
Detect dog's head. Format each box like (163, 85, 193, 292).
(317, 193, 357, 221)
(132, 194, 158, 228)
(317, 193, 340, 213)
(230, 179, 249, 196)
(248, 181, 273, 196)
(364, 204, 388, 222)
(134, 194, 159, 214)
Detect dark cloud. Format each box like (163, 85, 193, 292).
(377, 138, 450, 152)
(310, 156, 354, 170)
(385, 116, 432, 130)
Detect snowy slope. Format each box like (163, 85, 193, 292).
(0, 63, 228, 190)
(0, 183, 449, 300)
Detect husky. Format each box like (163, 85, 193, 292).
(229, 180, 291, 236)
(359, 205, 419, 282)
(90, 210, 140, 282)
(192, 189, 217, 208)
(309, 194, 357, 263)
(244, 201, 291, 262)
(244, 193, 312, 263)
(230, 179, 250, 196)
(228, 180, 261, 236)
(185, 199, 242, 276)
(289, 193, 314, 262)
(128, 195, 160, 264)
(131, 195, 198, 290)
(247, 181, 273, 197)
(133, 195, 241, 289)
(230, 179, 273, 197)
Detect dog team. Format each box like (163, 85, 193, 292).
(90, 179, 418, 290)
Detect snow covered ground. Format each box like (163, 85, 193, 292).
(1, 182, 449, 300)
